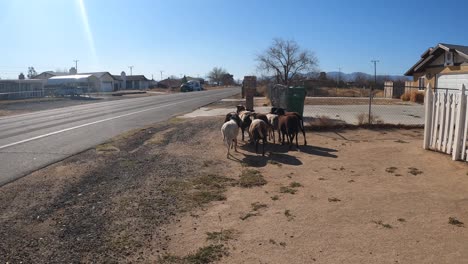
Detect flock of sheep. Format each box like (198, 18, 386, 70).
(221, 105, 307, 158)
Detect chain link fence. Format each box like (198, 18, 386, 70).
(262, 82, 425, 126)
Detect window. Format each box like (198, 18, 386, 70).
(418, 77, 425, 91)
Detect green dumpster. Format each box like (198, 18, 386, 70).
(286, 86, 306, 116)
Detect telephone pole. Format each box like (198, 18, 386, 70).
(369, 59, 379, 124)
(159, 70, 164, 80)
(128, 66, 134, 76)
(73, 60, 79, 73)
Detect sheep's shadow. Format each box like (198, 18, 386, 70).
(259, 142, 338, 159)
(298, 145, 338, 158)
(241, 152, 302, 168)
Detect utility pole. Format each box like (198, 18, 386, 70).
(369, 60, 379, 124)
(73, 59, 79, 73)
(337, 67, 342, 96)
(128, 66, 134, 76)
(160, 70, 164, 80)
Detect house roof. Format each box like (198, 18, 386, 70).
(47, 74, 96, 85)
(405, 43, 468, 76)
(125, 75, 149, 81)
(81, 72, 117, 80)
(112, 75, 123, 81)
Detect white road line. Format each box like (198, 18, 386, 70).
(0, 91, 235, 150)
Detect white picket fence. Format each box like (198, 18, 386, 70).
(423, 84, 468, 161)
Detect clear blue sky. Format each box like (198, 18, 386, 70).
(1, 0, 467, 80)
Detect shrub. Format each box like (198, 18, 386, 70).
(410, 91, 424, 103)
(356, 113, 383, 125)
(401, 92, 411, 101)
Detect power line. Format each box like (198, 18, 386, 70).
(369, 59, 379, 123)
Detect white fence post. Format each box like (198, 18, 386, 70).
(453, 85, 467, 160)
(423, 83, 433, 149)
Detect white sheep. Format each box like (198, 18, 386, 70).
(221, 114, 241, 158)
(266, 113, 279, 143)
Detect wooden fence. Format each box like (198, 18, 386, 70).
(423, 84, 468, 161)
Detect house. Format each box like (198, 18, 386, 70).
(157, 78, 182, 89)
(125, 74, 150, 90)
(46, 75, 99, 94)
(405, 43, 468, 91)
(81, 72, 119, 92)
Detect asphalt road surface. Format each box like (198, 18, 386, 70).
(0, 87, 239, 186)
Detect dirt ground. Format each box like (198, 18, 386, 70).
(1, 117, 467, 263)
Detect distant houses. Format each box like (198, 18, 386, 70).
(31, 69, 151, 92)
(0, 68, 152, 100)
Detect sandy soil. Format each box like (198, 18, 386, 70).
(163, 127, 468, 264)
(1, 117, 467, 263)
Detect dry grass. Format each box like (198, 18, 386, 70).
(239, 169, 267, 188)
(401, 92, 411, 101)
(279, 186, 297, 195)
(448, 217, 464, 227)
(306, 87, 384, 97)
(410, 91, 425, 103)
(251, 202, 268, 211)
(356, 113, 383, 125)
(160, 244, 227, 264)
(206, 229, 237, 242)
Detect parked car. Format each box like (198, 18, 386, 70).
(180, 80, 203, 92)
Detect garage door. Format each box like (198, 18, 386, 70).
(437, 74, 468, 91)
(101, 82, 113, 92)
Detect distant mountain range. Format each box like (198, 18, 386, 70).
(323, 71, 410, 82)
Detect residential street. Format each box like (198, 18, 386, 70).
(0, 87, 239, 186)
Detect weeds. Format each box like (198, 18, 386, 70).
(251, 202, 268, 211)
(385, 167, 397, 173)
(160, 244, 228, 264)
(284, 210, 294, 221)
(95, 143, 120, 154)
(268, 160, 282, 167)
(271, 195, 279, 201)
(279, 242, 287, 247)
(372, 220, 393, 229)
(239, 169, 267, 188)
(408, 167, 423, 176)
(280, 186, 297, 195)
(328, 197, 341, 202)
(206, 229, 237, 242)
(240, 212, 258, 221)
(449, 217, 464, 227)
(356, 113, 383, 125)
(397, 218, 406, 222)
(269, 239, 277, 245)
(289, 182, 303, 188)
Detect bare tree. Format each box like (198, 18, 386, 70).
(256, 38, 318, 86)
(207, 67, 228, 86)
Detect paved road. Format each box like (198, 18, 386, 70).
(0, 88, 239, 186)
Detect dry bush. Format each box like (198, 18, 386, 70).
(256, 85, 268, 97)
(410, 91, 424, 103)
(314, 115, 334, 127)
(401, 92, 411, 101)
(356, 113, 383, 125)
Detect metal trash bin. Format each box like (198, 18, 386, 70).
(286, 86, 306, 116)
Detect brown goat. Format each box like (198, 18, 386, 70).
(272, 107, 307, 145)
(278, 114, 300, 149)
